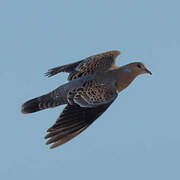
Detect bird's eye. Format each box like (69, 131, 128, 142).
(137, 64, 141, 68)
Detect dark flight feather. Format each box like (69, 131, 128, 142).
(45, 60, 83, 77)
(45, 102, 113, 148)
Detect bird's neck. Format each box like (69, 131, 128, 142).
(110, 67, 137, 93)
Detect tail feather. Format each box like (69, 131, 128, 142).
(21, 97, 41, 114)
(21, 92, 67, 114)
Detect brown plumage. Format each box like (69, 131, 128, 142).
(22, 50, 151, 148)
(45, 50, 120, 80)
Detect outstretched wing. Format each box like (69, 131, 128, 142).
(45, 81, 118, 148)
(45, 50, 120, 80)
(45, 102, 113, 149)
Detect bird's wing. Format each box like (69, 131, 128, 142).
(45, 81, 118, 148)
(45, 102, 113, 149)
(67, 80, 118, 107)
(45, 50, 120, 80)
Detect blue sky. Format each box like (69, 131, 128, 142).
(1, 0, 180, 179)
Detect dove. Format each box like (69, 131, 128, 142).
(21, 50, 152, 149)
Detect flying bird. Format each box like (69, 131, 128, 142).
(21, 50, 152, 149)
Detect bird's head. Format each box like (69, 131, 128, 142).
(122, 62, 152, 76)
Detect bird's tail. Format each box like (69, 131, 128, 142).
(21, 91, 67, 114)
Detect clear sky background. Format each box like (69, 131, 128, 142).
(1, 0, 180, 179)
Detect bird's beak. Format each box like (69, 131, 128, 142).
(145, 68, 152, 75)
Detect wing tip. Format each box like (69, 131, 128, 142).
(49, 142, 61, 149)
(102, 50, 121, 57)
(44, 70, 53, 77)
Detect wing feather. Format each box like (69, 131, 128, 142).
(45, 102, 113, 148)
(45, 50, 120, 80)
(67, 80, 118, 108)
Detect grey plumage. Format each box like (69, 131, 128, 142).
(22, 50, 151, 148)
(21, 85, 67, 114)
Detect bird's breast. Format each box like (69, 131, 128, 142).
(115, 75, 136, 93)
